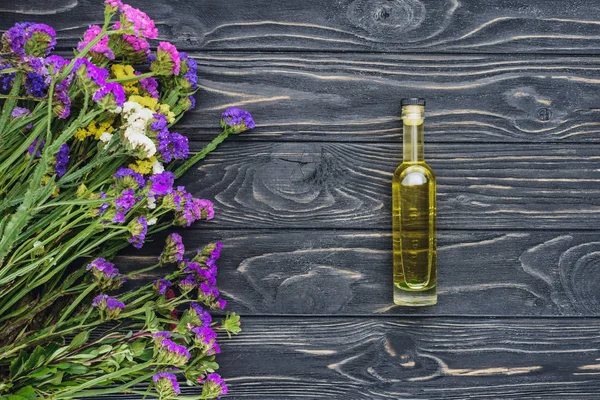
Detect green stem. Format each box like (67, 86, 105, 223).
(107, 71, 155, 84)
(57, 282, 98, 324)
(173, 129, 231, 179)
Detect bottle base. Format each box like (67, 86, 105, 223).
(393, 284, 437, 306)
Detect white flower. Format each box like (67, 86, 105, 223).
(147, 196, 156, 209)
(99, 132, 113, 143)
(152, 160, 164, 174)
(147, 217, 157, 226)
(127, 133, 156, 158)
(123, 101, 142, 115)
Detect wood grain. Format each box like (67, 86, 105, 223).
(89, 317, 600, 399)
(6, 0, 600, 54)
(178, 141, 600, 230)
(118, 230, 600, 316)
(171, 52, 600, 142)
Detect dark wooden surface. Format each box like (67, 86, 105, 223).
(4, 0, 600, 398)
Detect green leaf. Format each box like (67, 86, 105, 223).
(28, 367, 56, 379)
(21, 346, 47, 374)
(97, 344, 113, 355)
(66, 364, 89, 375)
(5, 386, 37, 400)
(67, 330, 90, 351)
(9, 350, 26, 378)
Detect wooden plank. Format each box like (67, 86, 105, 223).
(118, 230, 600, 316)
(6, 0, 600, 54)
(178, 52, 600, 142)
(90, 317, 600, 399)
(178, 141, 600, 230)
(213, 317, 600, 399)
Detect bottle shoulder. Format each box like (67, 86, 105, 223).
(393, 162, 435, 180)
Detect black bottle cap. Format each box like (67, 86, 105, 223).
(401, 98, 426, 106)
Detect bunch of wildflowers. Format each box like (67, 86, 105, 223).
(0, 0, 252, 397)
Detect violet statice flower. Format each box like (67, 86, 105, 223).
(74, 58, 109, 87)
(221, 107, 255, 133)
(92, 294, 125, 319)
(150, 113, 168, 134)
(128, 215, 148, 249)
(153, 278, 172, 295)
(87, 257, 125, 290)
(159, 233, 185, 265)
(199, 282, 220, 301)
(113, 188, 136, 223)
(25, 71, 48, 98)
(187, 95, 196, 110)
(179, 52, 198, 90)
(173, 194, 214, 227)
(55, 143, 69, 178)
(2, 23, 30, 58)
(157, 339, 190, 366)
(153, 372, 181, 397)
(45, 54, 69, 72)
(98, 192, 109, 215)
(148, 171, 175, 196)
(151, 42, 180, 76)
(120, 4, 159, 39)
(191, 326, 220, 355)
(157, 130, 189, 163)
(11, 107, 33, 129)
(199, 373, 228, 398)
(216, 298, 227, 310)
(25, 23, 56, 56)
(0, 63, 15, 92)
(27, 138, 45, 158)
(53, 77, 72, 119)
(105, 0, 123, 11)
(93, 82, 126, 108)
(178, 275, 196, 292)
(139, 75, 159, 98)
(114, 167, 146, 189)
(77, 25, 114, 60)
(152, 331, 171, 343)
(189, 302, 212, 327)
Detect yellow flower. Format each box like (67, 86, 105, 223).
(74, 119, 116, 141)
(111, 64, 140, 95)
(129, 156, 157, 175)
(75, 127, 89, 140)
(158, 103, 175, 123)
(129, 95, 159, 110)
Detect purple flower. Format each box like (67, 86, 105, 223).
(53, 77, 72, 119)
(188, 95, 196, 110)
(157, 339, 190, 366)
(221, 107, 255, 132)
(121, 4, 159, 39)
(153, 372, 181, 397)
(190, 302, 212, 327)
(128, 216, 148, 249)
(86, 257, 122, 279)
(93, 82, 125, 108)
(216, 298, 227, 310)
(11, 107, 33, 129)
(153, 278, 172, 295)
(77, 25, 114, 59)
(152, 331, 171, 342)
(149, 171, 175, 196)
(179, 52, 198, 90)
(26, 24, 56, 56)
(151, 42, 180, 76)
(199, 373, 228, 397)
(159, 233, 185, 265)
(191, 326, 220, 355)
(105, 0, 123, 10)
(172, 192, 214, 227)
(199, 282, 220, 300)
(150, 113, 168, 134)
(45, 55, 69, 72)
(55, 143, 69, 178)
(25, 71, 48, 98)
(2, 23, 30, 58)
(114, 167, 146, 189)
(98, 192, 109, 215)
(139, 75, 159, 98)
(74, 58, 109, 87)
(0, 63, 15, 92)
(92, 294, 125, 319)
(157, 130, 189, 163)
(178, 274, 196, 292)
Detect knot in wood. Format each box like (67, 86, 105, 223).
(346, 0, 425, 37)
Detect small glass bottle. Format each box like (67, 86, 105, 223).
(392, 98, 437, 306)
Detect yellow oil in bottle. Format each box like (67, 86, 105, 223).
(392, 99, 437, 306)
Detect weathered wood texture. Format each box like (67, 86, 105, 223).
(6, 0, 600, 54)
(94, 317, 600, 399)
(179, 142, 600, 230)
(119, 230, 600, 316)
(179, 52, 600, 142)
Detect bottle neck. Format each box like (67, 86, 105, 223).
(401, 105, 425, 162)
(402, 123, 424, 162)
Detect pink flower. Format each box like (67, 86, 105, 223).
(157, 41, 180, 75)
(105, 0, 123, 8)
(77, 25, 114, 59)
(121, 4, 158, 39)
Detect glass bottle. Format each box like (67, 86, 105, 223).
(392, 98, 437, 306)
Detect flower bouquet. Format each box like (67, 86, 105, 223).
(0, 1, 254, 398)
